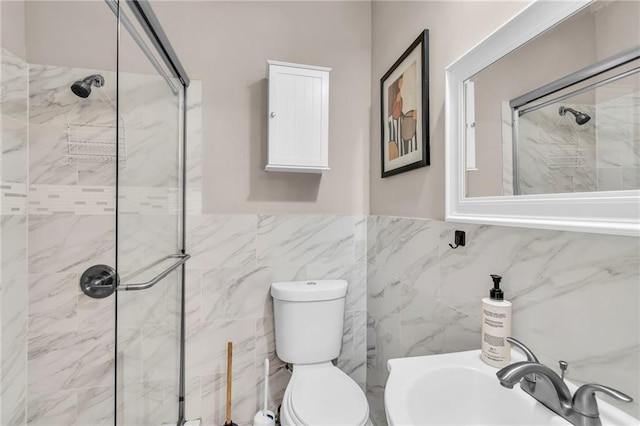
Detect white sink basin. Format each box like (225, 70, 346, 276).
(384, 350, 638, 426)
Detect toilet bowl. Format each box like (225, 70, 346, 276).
(270, 280, 371, 426)
(280, 363, 369, 426)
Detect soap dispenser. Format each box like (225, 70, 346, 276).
(481, 274, 512, 367)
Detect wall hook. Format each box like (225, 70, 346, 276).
(449, 230, 466, 249)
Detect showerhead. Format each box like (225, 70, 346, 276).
(559, 106, 591, 125)
(70, 74, 105, 98)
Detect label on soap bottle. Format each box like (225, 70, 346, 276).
(481, 299, 512, 367)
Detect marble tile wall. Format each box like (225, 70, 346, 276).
(366, 215, 640, 425)
(26, 184, 185, 215)
(28, 63, 183, 189)
(186, 81, 203, 215)
(26, 211, 116, 426)
(26, 210, 184, 423)
(1, 46, 29, 426)
(184, 214, 367, 426)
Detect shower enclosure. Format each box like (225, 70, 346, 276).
(507, 47, 640, 196)
(0, 1, 192, 424)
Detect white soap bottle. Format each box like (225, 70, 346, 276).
(481, 274, 512, 367)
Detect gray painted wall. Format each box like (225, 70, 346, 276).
(151, 1, 372, 215)
(1, 1, 26, 59)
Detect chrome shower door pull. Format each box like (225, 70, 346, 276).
(79, 254, 190, 298)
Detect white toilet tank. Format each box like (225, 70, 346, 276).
(271, 280, 347, 364)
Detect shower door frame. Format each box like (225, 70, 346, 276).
(113, 1, 191, 424)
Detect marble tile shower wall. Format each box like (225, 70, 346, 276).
(23, 61, 203, 426)
(366, 216, 640, 425)
(1, 47, 29, 426)
(28, 63, 181, 191)
(183, 214, 367, 426)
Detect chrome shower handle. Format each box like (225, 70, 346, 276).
(80, 264, 119, 298)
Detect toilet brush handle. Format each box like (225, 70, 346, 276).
(263, 358, 269, 414)
(226, 342, 233, 423)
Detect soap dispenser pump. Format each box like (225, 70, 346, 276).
(481, 274, 512, 367)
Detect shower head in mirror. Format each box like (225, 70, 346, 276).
(70, 74, 105, 98)
(558, 106, 591, 125)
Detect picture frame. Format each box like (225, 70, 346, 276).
(380, 29, 430, 178)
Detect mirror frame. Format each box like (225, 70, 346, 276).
(445, 0, 640, 237)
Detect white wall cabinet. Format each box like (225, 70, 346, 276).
(266, 60, 331, 173)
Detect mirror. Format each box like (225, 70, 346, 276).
(465, 0, 639, 198)
(445, 0, 639, 236)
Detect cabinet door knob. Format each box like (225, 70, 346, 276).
(270, 112, 277, 118)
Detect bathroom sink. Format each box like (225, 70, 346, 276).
(384, 350, 638, 426)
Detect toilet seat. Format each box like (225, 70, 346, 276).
(282, 363, 369, 426)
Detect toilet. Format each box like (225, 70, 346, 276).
(271, 280, 370, 426)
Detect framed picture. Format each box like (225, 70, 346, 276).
(380, 29, 430, 178)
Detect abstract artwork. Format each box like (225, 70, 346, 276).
(380, 29, 430, 177)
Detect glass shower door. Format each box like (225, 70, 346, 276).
(115, 2, 185, 424)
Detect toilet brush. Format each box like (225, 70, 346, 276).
(253, 358, 275, 426)
(224, 342, 238, 426)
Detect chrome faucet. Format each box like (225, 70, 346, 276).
(505, 337, 539, 388)
(506, 337, 539, 363)
(497, 360, 574, 415)
(496, 338, 633, 426)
